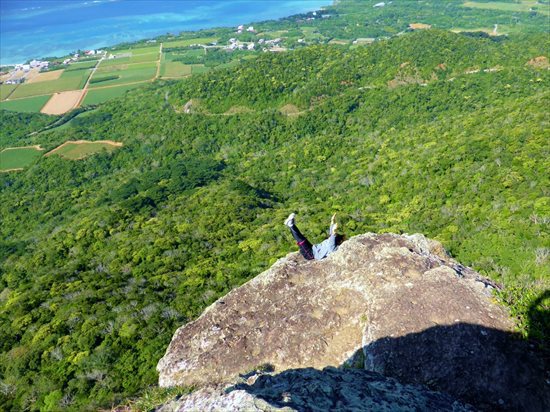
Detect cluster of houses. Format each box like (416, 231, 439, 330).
(225, 22, 295, 52)
(236, 24, 255, 34)
(62, 55, 79, 65)
(258, 38, 281, 46)
(14, 59, 49, 72)
(226, 38, 256, 51)
(3, 77, 25, 85)
(230, 25, 259, 49)
(62, 50, 104, 65)
(225, 36, 284, 52)
(3, 59, 51, 84)
(84, 49, 103, 56)
(301, 11, 331, 21)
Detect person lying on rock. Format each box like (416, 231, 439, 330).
(284, 213, 341, 260)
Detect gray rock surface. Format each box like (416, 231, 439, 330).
(157, 233, 549, 411)
(158, 367, 475, 412)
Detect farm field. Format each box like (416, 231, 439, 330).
(256, 30, 288, 38)
(162, 37, 218, 48)
(127, 52, 159, 64)
(0, 94, 52, 112)
(0, 84, 18, 100)
(301, 26, 324, 41)
(212, 61, 240, 70)
(100, 56, 133, 67)
(0, 146, 44, 171)
(450, 27, 498, 35)
(463, 1, 550, 15)
(45, 140, 123, 159)
(101, 52, 158, 68)
(26, 69, 64, 83)
(165, 48, 204, 62)
(111, 45, 159, 55)
(65, 60, 99, 71)
(82, 83, 145, 105)
(329, 39, 350, 45)
(89, 62, 157, 88)
(10, 68, 92, 99)
(160, 60, 192, 78)
(41, 90, 84, 115)
(191, 64, 210, 74)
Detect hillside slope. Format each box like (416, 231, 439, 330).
(0, 30, 548, 411)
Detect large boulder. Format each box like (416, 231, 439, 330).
(157, 233, 548, 411)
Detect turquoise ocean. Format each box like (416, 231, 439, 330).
(0, 0, 330, 65)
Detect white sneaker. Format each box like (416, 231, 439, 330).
(284, 213, 296, 227)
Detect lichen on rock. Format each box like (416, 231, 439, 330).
(157, 233, 549, 411)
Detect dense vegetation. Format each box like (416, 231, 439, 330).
(169, 48, 254, 68)
(1, 3, 549, 412)
(0, 111, 55, 147)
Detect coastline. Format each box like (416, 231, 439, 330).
(0, 0, 333, 67)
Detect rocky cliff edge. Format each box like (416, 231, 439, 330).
(157, 233, 548, 411)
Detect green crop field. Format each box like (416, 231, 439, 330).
(112, 45, 159, 55)
(160, 61, 192, 78)
(301, 26, 325, 41)
(128, 52, 159, 64)
(165, 48, 204, 62)
(0, 84, 18, 101)
(65, 60, 99, 71)
(82, 83, 145, 105)
(257, 29, 288, 38)
(0, 146, 44, 171)
(10, 69, 92, 99)
(102, 52, 158, 67)
(47, 141, 122, 159)
(89, 62, 157, 88)
(100, 57, 132, 68)
(162, 37, 218, 48)
(0, 94, 52, 113)
(191, 64, 210, 74)
(463, 1, 550, 15)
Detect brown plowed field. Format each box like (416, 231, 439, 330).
(26, 69, 64, 84)
(41, 90, 83, 115)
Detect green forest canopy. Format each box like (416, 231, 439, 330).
(0, 7, 549, 412)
